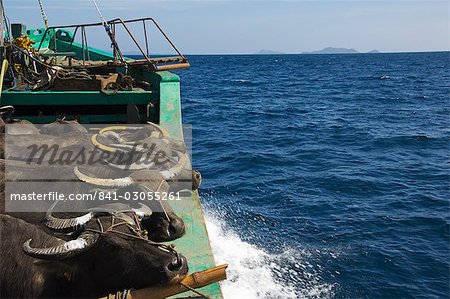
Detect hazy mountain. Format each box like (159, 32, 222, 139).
(368, 49, 381, 53)
(302, 47, 359, 54)
(254, 49, 285, 55)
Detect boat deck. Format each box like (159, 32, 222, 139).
(169, 191, 222, 298)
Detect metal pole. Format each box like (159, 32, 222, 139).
(143, 20, 149, 57)
(81, 26, 86, 64)
(84, 26, 90, 61)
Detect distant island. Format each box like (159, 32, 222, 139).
(254, 49, 286, 55)
(302, 47, 358, 54)
(302, 47, 380, 54)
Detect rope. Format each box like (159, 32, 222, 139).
(56, 69, 93, 81)
(90, 0, 125, 63)
(0, 0, 5, 46)
(179, 282, 211, 299)
(37, 0, 49, 29)
(97, 212, 208, 299)
(0, 0, 10, 47)
(85, 213, 181, 260)
(91, 0, 107, 27)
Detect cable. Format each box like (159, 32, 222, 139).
(37, 0, 49, 29)
(0, 0, 9, 45)
(90, 0, 125, 62)
(91, 0, 107, 27)
(0, 0, 4, 47)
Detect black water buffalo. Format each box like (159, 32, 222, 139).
(0, 211, 188, 298)
(1, 119, 188, 241)
(0, 159, 186, 242)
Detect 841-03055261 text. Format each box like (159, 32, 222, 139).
(8, 191, 183, 201)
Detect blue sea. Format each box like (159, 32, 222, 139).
(178, 52, 450, 298)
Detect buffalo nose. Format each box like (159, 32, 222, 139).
(165, 254, 188, 282)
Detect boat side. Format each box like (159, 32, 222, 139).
(1, 70, 223, 298)
(144, 71, 223, 298)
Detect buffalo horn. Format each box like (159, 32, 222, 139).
(23, 232, 99, 260)
(160, 152, 189, 180)
(107, 152, 188, 178)
(44, 211, 94, 232)
(74, 166, 133, 187)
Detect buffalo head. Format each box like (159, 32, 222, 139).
(21, 205, 188, 297)
(116, 184, 186, 242)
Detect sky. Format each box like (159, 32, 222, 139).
(3, 0, 449, 54)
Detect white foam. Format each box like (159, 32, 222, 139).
(204, 211, 336, 299)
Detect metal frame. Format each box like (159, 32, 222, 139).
(36, 17, 188, 70)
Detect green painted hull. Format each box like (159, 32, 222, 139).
(171, 191, 222, 298)
(151, 72, 223, 298)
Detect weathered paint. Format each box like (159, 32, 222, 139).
(169, 191, 223, 298)
(153, 71, 223, 298)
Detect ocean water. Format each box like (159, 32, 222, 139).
(178, 52, 450, 298)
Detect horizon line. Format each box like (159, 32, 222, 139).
(179, 50, 449, 55)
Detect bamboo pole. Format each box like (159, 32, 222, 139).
(131, 264, 228, 299)
(102, 264, 228, 299)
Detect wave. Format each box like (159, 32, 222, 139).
(371, 135, 439, 148)
(230, 79, 259, 86)
(204, 211, 336, 298)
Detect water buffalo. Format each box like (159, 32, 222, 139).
(0, 211, 188, 298)
(1, 118, 187, 241)
(70, 167, 186, 241)
(40, 119, 88, 135)
(0, 159, 186, 242)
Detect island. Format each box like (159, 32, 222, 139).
(254, 49, 286, 55)
(302, 47, 359, 54)
(301, 47, 381, 54)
